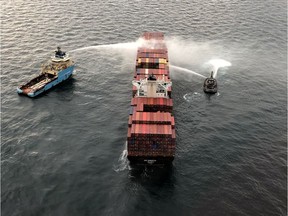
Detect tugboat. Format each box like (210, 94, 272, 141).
(17, 47, 75, 97)
(203, 71, 218, 94)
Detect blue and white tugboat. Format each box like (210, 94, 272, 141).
(17, 47, 75, 97)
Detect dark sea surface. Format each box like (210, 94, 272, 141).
(1, 0, 287, 215)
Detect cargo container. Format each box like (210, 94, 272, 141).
(127, 32, 176, 165)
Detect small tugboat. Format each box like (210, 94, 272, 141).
(17, 47, 75, 97)
(203, 71, 218, 94)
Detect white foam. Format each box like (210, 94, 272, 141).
(183, 92, 205, 102)
(114, 142, 130, 172)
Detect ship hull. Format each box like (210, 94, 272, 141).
(127, 156, 174, 165)
(17, 65, 74, 97)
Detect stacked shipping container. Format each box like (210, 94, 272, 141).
(127, 32, 176, 165)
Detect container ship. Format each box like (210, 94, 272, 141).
(17, 47, 75, 97)
(127, 32, 176, 165)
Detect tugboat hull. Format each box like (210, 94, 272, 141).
(203, 77, 218, 94)
(203, 88, 217, 94)
(17, 66, 74, 97)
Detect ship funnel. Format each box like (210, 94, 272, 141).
(210, 71, 214, 78)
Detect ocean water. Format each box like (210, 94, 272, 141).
(1, 0, 287, 216)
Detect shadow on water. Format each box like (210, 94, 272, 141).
(119, 164, 178, 216)
(128, 164, 175, 188)
(204, 92, 217, 101)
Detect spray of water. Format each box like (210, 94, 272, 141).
(166, 36, 224, 66)
(70, 38, 146, 53)
(69, 36, 231, 80)
(70, 43, 135, 52)
(207, 59, 231, 78)
(170, 65, 206, 78)
(114, 142, 130, 172)
(165, 36, 232, 79)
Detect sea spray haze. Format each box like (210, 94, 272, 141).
(1, 0, 286, 216)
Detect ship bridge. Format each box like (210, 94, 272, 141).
(132, 74, 172, 98)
